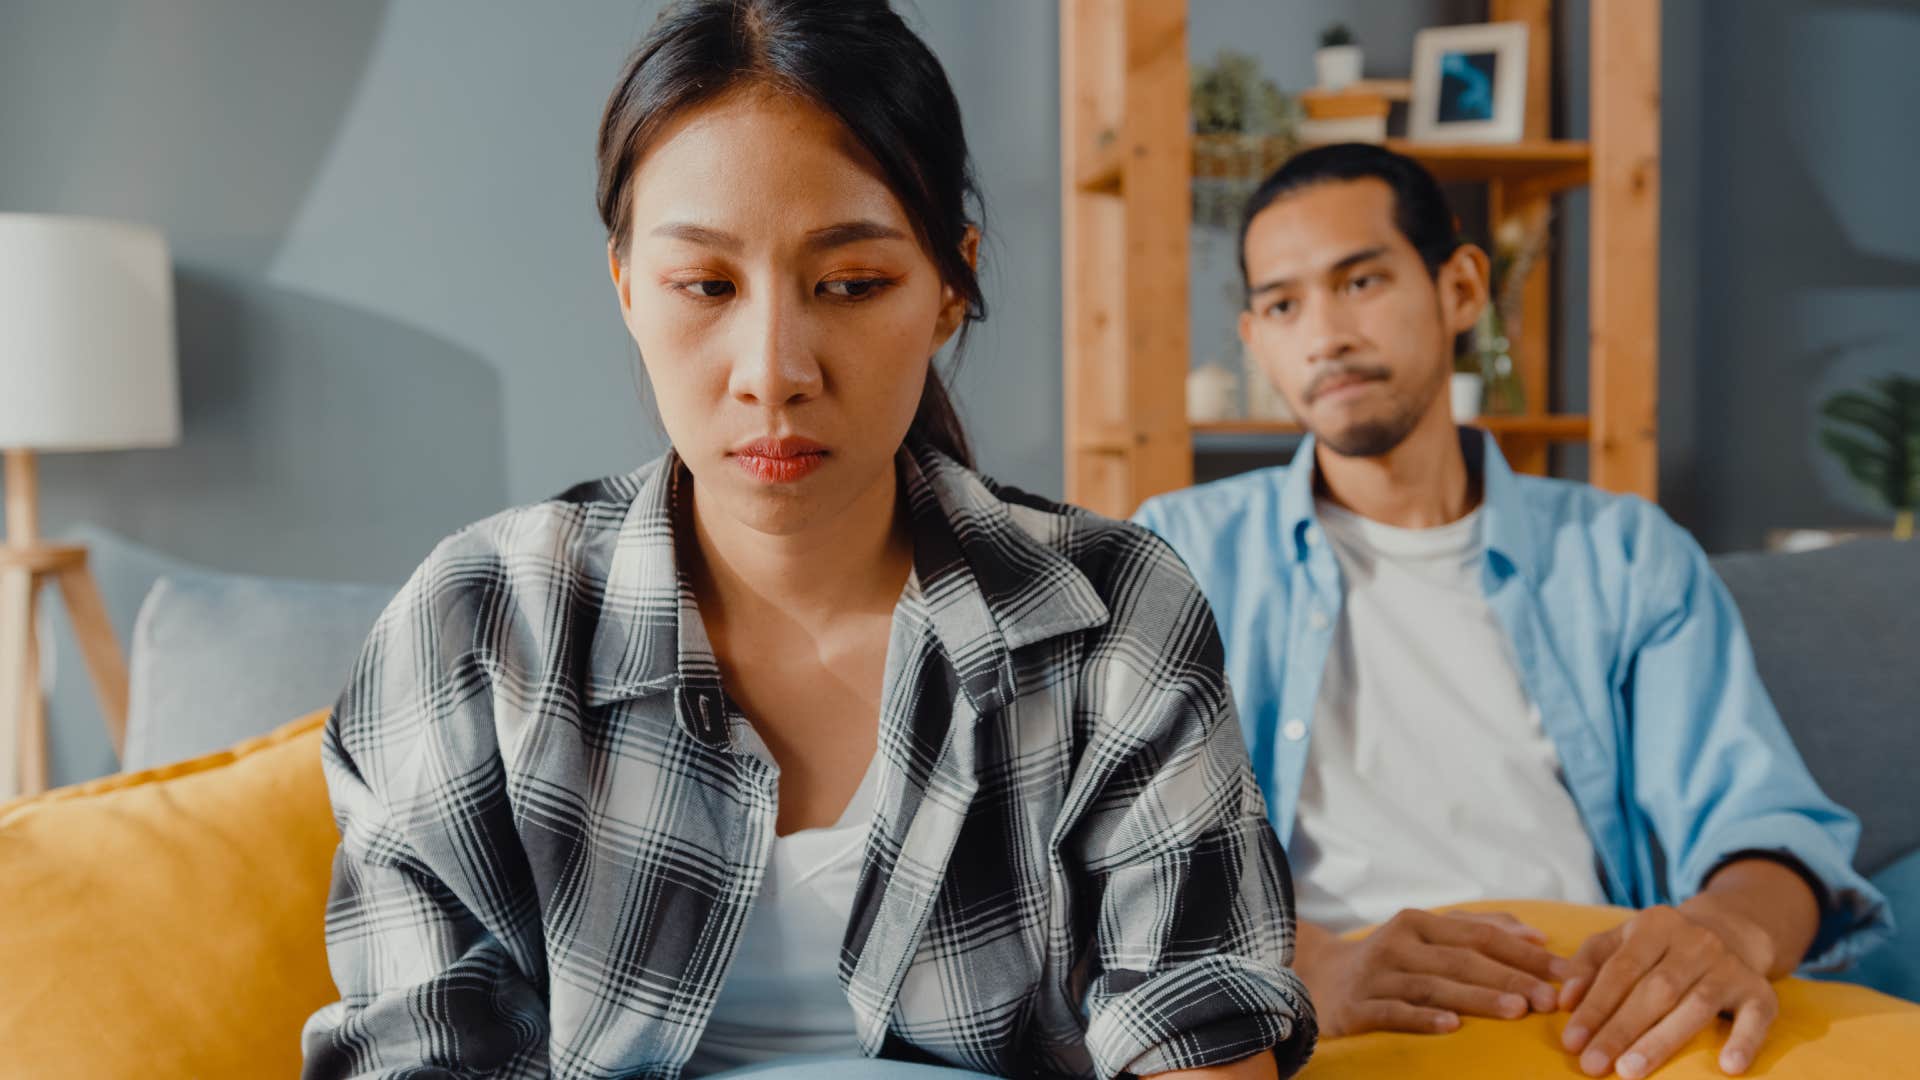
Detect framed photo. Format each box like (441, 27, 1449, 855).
(1409, 22, 1530, 143)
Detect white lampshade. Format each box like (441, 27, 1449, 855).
(0, 214, 181, 451)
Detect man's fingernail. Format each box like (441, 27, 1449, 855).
(1618, 1052, 1648, 1079)
(1560, 979, 1585, 1009)
(1531, 987, 1558, 1012)
(1551, 958, 1576, 979)
(1435, 1011, 1460, 1032)
(1722, 1049, 1750, 1074)
(1580, 1048, 1611, 1075)
(1562, 1024, 1588, 1051)
(1500, 993, 1528, 1016)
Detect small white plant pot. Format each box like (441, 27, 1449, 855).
(1315, 46, 1363, 91)
(1450, 372, 1485, 423)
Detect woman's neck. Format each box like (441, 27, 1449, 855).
(684, 458, 914, 636)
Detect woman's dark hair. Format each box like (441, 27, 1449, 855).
(1237, 142, 1462, 294)
(596, 0, 984, 466)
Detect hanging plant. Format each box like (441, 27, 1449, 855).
(1819, 374, 1920, 540)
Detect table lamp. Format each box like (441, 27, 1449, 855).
(0, 214, 181, 799)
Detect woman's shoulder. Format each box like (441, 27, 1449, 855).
(414, 455, 670, 585)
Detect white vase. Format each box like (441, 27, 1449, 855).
(1241, 347, 1293, 422)
(1314, 45, 1363, 91)
(1186, 364, 1240, 423)
(1450, 372, 1485, 423)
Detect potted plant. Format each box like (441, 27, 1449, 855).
(1315, 23, 1363, 91)
(1190, 50, 1297, 228)
(1820, 374, 1919, 540)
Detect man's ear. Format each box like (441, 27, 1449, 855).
(1439, 242, 1492, 338)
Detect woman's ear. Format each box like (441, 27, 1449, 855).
(608, 241, 632, 315)
(1439, 242, 1492, 339)
(931, 225, 982, 349)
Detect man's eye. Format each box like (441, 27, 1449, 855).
(1349, 273, 1383, 293)
(1266, 298, 1296, 317)
(688, 280, 733, 298)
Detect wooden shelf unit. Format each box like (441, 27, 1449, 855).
(1061, 0, 1661, 519)
(1193, 414, 1593, 442)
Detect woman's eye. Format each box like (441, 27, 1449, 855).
(820, 278, 889, 300)
(686, 279, 733, 298)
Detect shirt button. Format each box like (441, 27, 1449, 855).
(1304, 525, 1320, 548)
(1309, 608, 1330, 631)
(1283, 718, 1308, 742)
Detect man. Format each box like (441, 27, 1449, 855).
(1134, 144, 1889, 1080)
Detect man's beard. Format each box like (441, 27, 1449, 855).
(1318, 412, 1422, 457)
(1302, 363, 1427, 458)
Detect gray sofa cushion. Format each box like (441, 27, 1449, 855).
(123, 570, 394, 771)
(1711, 539, 1920, 876)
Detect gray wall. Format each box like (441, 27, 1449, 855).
(0, 0, 1060, 785)
(1676, 0, 1920, 551)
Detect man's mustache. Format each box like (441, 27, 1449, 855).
(1305, 363, 1392, 404)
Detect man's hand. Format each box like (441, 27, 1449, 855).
(1297, 909, 1572, 1038)
(1559, 860, 1819, 1078)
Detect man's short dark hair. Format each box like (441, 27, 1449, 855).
(1237, 142, 1462, 297)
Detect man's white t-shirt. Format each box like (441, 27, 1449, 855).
(1290, 498, 1608, 933)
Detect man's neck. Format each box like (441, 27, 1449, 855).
(1313, 406, 1479, 530)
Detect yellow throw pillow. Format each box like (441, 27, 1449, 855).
(1308, 899, 1920, 1078)
(0, 710, 338, 1079)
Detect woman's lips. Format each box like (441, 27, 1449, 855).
(731, 437, 829, 484)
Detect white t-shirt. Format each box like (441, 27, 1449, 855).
(1290, 499, 1608, 934)
(683, 748, 878, 1075)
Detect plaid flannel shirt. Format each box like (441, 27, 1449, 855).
(302, 442, 1315, 1079)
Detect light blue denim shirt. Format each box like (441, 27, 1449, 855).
(1134, 429, 1890, 968)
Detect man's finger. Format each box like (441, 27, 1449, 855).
(1719, 994, 1777, 1075)
(1573, 956, 1706, 1078)
(1423, 914, 1573, 985)
(1560, 925, 1624, 1011)
(1451, 910, 1549, 945)
(1561, 934, 1665, 1055)
(1351, 998, 1461, 1036)
(1610, 982, 1723, 1080)
(1376, 971, 1533, 1020)
(1406, 944, 1560, 1013)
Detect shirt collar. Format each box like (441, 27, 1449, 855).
(584, 441, 1110, 720)
(1278, 426, 1540, 581)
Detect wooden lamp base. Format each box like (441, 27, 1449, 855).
(0, 449, 130, 801)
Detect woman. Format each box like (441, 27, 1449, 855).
(301, 2, 1313, 1077)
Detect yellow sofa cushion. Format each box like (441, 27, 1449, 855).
(1306, 899, 1920, 1077)
(0, 710, 337, 1078)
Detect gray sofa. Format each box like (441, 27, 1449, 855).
(98, 535, 1920, 1002)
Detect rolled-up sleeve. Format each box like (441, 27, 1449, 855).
(1066, 545, 1316, 1078)
(1625, 511, 1891, 970)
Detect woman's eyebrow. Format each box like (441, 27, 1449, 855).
(805, 220, 908, 251)
(650, 222, 742, 251)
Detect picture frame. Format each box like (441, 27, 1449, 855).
(1409, 21, 1530, 144)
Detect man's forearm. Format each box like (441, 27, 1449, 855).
(1687, 856, 1822, 978)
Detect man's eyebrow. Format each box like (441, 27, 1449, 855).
(1247, 245, 1390, 296)
(804, 220, 909, 250)
(649, 222, 742, 251)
